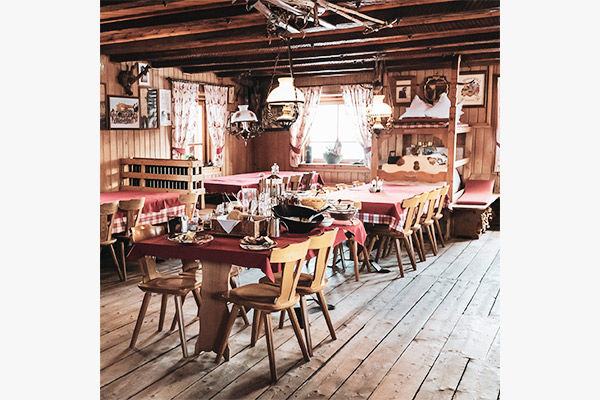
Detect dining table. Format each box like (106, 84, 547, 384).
(204, 171, 324, 194)
(126, 219, 366, 358)
(100, 191, 185, 234)
(326, 183, 442, 232)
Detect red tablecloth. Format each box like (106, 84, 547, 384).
(127, 222, 361, 282)
(204, 171, 323, 194)
(100, 191, 185, 233)
(327, 184, 441, 231)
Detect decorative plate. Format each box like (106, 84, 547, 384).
(239, 241, 277, 251)
(168, 233, 214, 245)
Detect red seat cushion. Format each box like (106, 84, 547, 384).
(456, 179, 494, 205)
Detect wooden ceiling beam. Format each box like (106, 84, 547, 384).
(182, 45, 499, 74)
(150, 35, 499, 68)
(101, 6, 499, 46)
(105, 22, 498, 62)
(100, 1, 234, 23)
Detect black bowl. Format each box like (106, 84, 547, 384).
(272, 204, 324, 233)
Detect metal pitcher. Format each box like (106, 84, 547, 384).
(268, 217, 280, 237)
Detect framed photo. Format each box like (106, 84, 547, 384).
(108, 96, 140, 129)
(457, 71, 487, 107)
(138, 62, 150, 86)
(159, 89, 171, 126)
(100, 83, 107, 130)
(228, 86, 235, 104)
(139, 87, 159, 129)
(391, 76, 415, 105)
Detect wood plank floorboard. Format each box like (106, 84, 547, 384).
(100, 230, 501, 399)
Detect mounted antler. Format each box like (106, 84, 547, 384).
(117, 63, 151, 96)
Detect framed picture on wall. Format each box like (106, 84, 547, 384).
(391, 76, 416, 105)
(457, 71, 487, 107)
(138, 62, 150, 86)
(159, 89, 171, 126)
(108, 95, 140, 129)
(100, 83, 107, 130)
(139, 87, 159, 129)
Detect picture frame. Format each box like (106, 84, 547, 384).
(100, 83, 107, 130)
(457, 71, 487, 107)
(108, 95, 140, 129)
(138, 62, 150, 86)
(139, 87, 159, 129)
(391, 76, 415, 105)
(228, 86, 235, 104)
(423, 75, 449, 104)
(159, 89, 171, 126)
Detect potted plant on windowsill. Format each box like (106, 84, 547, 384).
(323, 140, 343, 164)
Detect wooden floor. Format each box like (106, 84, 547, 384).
(100, 230, 500, 400)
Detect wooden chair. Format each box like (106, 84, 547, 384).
(178, 192, 199, 219)
(288, 174, 302, 191)
(282, 176, 291, 191)
(114, 198, 145, 281)
(420, 188, 442, 256)
(259, 229, 338, 356)
(364, 193, 422, 277)
(100, 202, 124, 281)
(216, 239, 312, 382)
(432, 185, 450, 247)
(299, 172, 315, 191)
(259, 178, 267, 193)
(129, 224, 202, 358)
(409, 192, 430, 262)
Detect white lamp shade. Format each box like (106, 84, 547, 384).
(266, 77, 305, 105)
(368, 95, 392, 117)
(231, 105, 258, 123)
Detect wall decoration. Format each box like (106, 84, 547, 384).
(138, 62, 150, 86)
(108, 95, 140, 129)
(391, 76, 415, 105)
(139, 87, 159, 129)
(457, 71, 487, 107)
(159, 89, 171, 126)
(228, 86, 235, 104)
(100, 83, 107, 130)
(423, 75, 449, 104)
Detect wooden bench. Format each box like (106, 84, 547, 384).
(451, 179, 499, 239)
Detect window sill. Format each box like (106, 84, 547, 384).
(295, 163, 369, 171)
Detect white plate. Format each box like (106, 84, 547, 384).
(320, 218, 334, 227)
(239, 241, 277, 251)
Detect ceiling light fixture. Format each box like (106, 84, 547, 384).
(366, 58, 394, 137)
(227, 104, 262, 145)
(264, 39, 304, 129)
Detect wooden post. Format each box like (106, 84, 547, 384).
(370, 133, 378, 180)
(446, 54, 461, 203)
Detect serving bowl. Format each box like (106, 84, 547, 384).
(272, 204, 325, 233)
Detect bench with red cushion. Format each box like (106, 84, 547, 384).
(455, 179, 495, 206)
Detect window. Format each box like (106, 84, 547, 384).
(308, 95, 363, 163)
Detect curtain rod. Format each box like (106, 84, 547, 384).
(296, 82, 372, 88)
(166, 77, 230, 86)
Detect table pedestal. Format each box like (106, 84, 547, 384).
(194, 260, 232, 357)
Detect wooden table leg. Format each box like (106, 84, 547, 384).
(194, 260, 232, 356)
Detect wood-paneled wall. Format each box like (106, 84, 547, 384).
(100, 55, 251, 193)
(247, 66, 500, 188)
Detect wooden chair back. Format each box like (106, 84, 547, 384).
(289, 174, 302, 191)
(130, 224, 166, 282)
(423, 188, 442, 223)
(435, 185, 450, 216)
(100, 202, 119, 242)
(269, 239, 311, 307)
(307, 229, 338, 290)
(282, 176, 291, 191)
(178, 192, 199, 219)
(119, 198, 145, 236)
(400, 194, 423, 235)
(352, 181, 365, 187)
(299, 172, 314, 191)
(411, 192, 429, 228)
(259, 178, 267, 193)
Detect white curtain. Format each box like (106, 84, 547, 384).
(205, 85, 229, 167)
(171, 81, 200, 159)
(289, 86, 322, 167)
(341, 85, 373, 168)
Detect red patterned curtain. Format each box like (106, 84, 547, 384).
(171, 80, 200, 159)
(289, 86, 322, 167)
(205, 85, 228, 167)
(341, 84, 373, 168)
